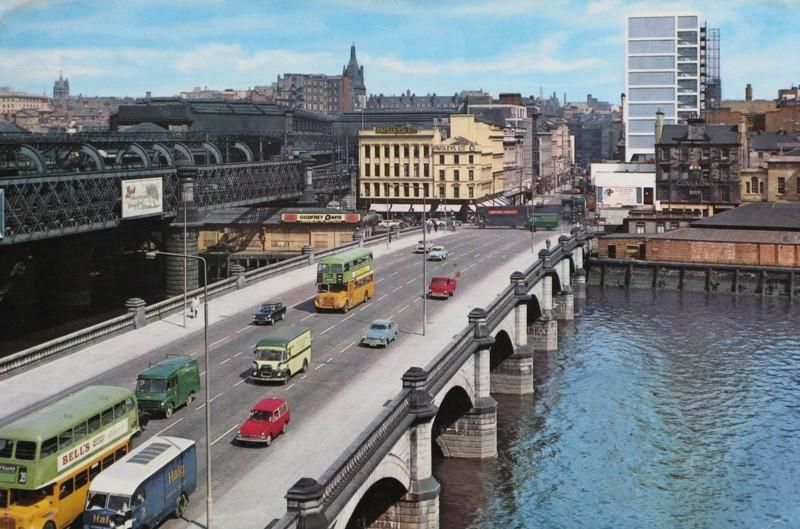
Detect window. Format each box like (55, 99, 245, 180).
(468, 155, 474, 164)
(41, 437, 58, 457)
(453, 186, 460, 198)
(778, 177, 786, 194)
(59, 479, 74, 500)
(423, 183, 429, 197)
(468, 186, 474, 198)
(439, 155, 445, 164)
(628, 16, 675, 38)
(101, 407, 114, 425)
(413, 183, 420, 197)
(394, 184, 400, 196)
(413, 164, 419, 177)
(629, 40, 674, 53)
(423, 146, 429, 157)
(102, 454, 115, 470)
(58, 429, 73, 448)
(374, 164, 380, 177)
(74, 470, 89, 490)
(373, 145, 380, 158)
(384, 183, 389, 196)
(403, 145, 409, 157)
(454, 154, 459, 164)
(636, 222, 646, 234)
(760, 181, 765, 194)
(403, 183, 410, 197)
(15, 441, 36, 460)
(746, 181, 751, 194)
(403, 164, 409, 177)
(670, 221, 680, 230)
(364, 164, 370, 177)
(439, 185, 446, 198)
(89, 462, 102, 480)
(364, 145, 370, 158)
(424, 163, 429, 177)
(373, 183, 380, 196)
(0, 439, 13, 458)
(394, 163, 399, 176)
(468, 169, 474, 181)
(413, 145, 419, 157)
(125, 398, 135, 413)
(629, 88, 675, 102)
(439, 170, 445, 181)
(114, 402, 125, 418)
(454, 169, 460, 181)
(656, 222, 666, 233)
(628, 56, 674, 70)
(88, 415, 101, 433)
(394, 145, 399, 157)
(629, 72, 675, 86)
(115, 446, 128, 460)
(384, 145, 390, 157)
(363, 183, 370, 197)
(384, 163, 390, 176)
(74, 421, 88, 440)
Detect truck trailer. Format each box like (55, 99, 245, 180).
(83, 436, 197, 529)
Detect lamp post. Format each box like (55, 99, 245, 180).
(145, 250, 211, 529)
(182, 197, 187, 329)
(422, 193, 427, 337)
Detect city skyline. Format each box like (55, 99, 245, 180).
(0, 0, 798, 102)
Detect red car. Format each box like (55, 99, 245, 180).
(428, 275, 457, 298)
(235, 397, 290, 446)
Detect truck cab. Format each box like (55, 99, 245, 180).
(135, 356, 200, 418)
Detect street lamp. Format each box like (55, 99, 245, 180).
(422, 193, 427, 337)
(145, 250, 212, 529)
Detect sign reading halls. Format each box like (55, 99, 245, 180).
(281, 213, 361, 224)
(121, 177, 163, 219)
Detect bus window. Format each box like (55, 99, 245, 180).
(15, 441, 36, 460)
(41, 437, 58, 458)
(74, 421, 88, 441)
(89, 462, 101, 480)
(0, 488, 7, 508)
(102, 454, 114, 470)
(101, 407, 114, 425)
(58, 428, 73, 448)
(125, 398, 135, 413)
(0, 439, 12, 458)
(12, 486, 51, 506)
(88, 415, 101, 433)
(114, 402, 125, 418)
(74, 470, 88, 490)
(59, 479, 74, 500)
(318, 284, 329, 293)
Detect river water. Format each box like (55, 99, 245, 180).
(435, 286, 800, 529)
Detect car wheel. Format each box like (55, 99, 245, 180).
(165, 403, 174, 418)
(282, 422, 288, 434)
(301, 359, 308, 373)
(187, 392, 195, 405)
(265, 434, 272, 447)
(278, 312, 284, 321)
(175, 493, 188, 518)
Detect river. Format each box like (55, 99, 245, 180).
(435, 286, 800, 529)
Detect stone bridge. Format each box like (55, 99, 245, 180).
(269, 230, 591, 529)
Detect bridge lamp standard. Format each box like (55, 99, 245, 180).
(145, 250, 213, 529)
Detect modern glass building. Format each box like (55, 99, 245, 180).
(625, 13, 705, 161)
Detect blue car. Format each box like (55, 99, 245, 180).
(361, 319, 399, 347)
(428, 245, 448, 261)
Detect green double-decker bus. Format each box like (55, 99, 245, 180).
(0, 385, 140, 529)
(314, 248, 375, 312)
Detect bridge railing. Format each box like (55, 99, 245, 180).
(272, 228, 593, 528)
(0, 226, 423, 376)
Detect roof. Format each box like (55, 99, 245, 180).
(0, 119, 29, 133)
(658, 123, 739, 145)
(602, 228, 800, 244)
(317, 247, 373, 264)
(691, 203, 800, 231)
(251, 397, 285, 413)
(138, 356, 195, 379)
(750, 131, 800, 151)
(89, 436, 195, 496)
(0, 386, 134, 440)
(255, 327, 311, 348)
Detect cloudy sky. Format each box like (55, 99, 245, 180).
(1, 0, 797, 102)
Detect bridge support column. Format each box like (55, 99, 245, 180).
(553, 288, 574, 321)
(529, 315, 558, 352)
(573, 268, 587, 299)
(491, 272, 534, 395)
(165, 168, 204, 297)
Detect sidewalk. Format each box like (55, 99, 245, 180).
(0, 228, 455, 423)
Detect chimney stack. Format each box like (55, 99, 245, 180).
(745, 83, 753, 102)
(655, 109, 664, 144)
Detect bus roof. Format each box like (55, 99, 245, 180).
(89, 436, 195, 497)
(255, 327, 311, 349)
(138, 356, 196, 379)
(0, 386, 135, 441)
(317, 248, 372, 265)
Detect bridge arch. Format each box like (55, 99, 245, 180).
(526, 294, 542, 323)
(77, 144, 106, 171)
(202, 141, 222, 164)
(231, 141, 253, 162)
(15, 144, 47, 174)
(339, 469, 410, 529)
(172, 142, 195, 165)
(489, 329, 515, 371)
(151, 143, 175, 167)
(547, 269, 563, 294)
(115, 142, 151, 169)
(432, 385, 473, 457)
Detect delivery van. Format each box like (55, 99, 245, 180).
(135, 356, 200, 418)
(83, 436, 196, 529)
(250, 327, 312, 384)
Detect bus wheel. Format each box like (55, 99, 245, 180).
(43, 522, 56, 529)
(301, 359, 308, 373)
(187, 392, 196, 405)
(165, 403, 174, 418)
(343, 301, 350, 313)
(176, 493, 188, 518)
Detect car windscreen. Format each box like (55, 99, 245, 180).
(370, 323, 387, 330)
(256, 349, 284, 361)
(431, 277, 448, 284)
(87, 492, 108, 509)
(107, 495, 130, 513)
(250, 410, 272, 421)
(136, 378, 166, 393)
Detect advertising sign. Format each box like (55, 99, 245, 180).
(121, 178, 163, 218)
(375, 126, 418, 135)
(57, 420, 129, 471)
(281, 213, 361, 223)
(599, 186, 638, 207)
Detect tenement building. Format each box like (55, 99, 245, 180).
(655, 116, 742, 216)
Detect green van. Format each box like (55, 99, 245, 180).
(251, 327, 312, 384)
(136, 355, 201, 418)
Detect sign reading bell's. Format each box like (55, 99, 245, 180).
(281, 212, 361, 224)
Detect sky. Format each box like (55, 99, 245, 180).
(1, 0, 798, 103)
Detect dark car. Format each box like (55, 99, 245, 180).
(253, 302, 286, 325)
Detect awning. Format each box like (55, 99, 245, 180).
(368, 203, 417, 213)
(435, 205, 462, 213)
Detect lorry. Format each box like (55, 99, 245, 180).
(250, 327, 312, 383)
(525, 204, 562, 231)
(475, 206, 528, 229)
(83, 436, 196, 529)
(135, 356, 200, 418)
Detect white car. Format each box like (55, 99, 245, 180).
(428, 246, 448, 261)
(415, 240, 432, 253)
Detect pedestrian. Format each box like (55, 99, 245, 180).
(190, 297, 200, 318)
(433, 221, 439, 232)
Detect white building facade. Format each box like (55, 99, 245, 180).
(625, 13, 704, 162)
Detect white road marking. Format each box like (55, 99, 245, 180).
(300, 375, 307, 380)
(199, 392, 224, 408)
(219, 358, 231, 366)
(398, 305, 409, 313)
(327, 357, 334, 362)
(392, 286, 403, 293)
(154, 418, 183, 436)
(342, 313, 355, 321)
(286, 383, 296, 391)
(233, 351, 242, 357)
(211, 424, 240, 446)
(412, 297, 421, 303)
(236, 326, 250, 334)
(210, 336, 228, 347)
(320, 325, 336, 335)
(189, 352, 197, 357)
(234, 379, 247, 387)
(314, 364, 325, 370)
(339, 341, 357, 353)
(301, 313, 315, 321)
(389, 271, 400, 277)
(200, 370, 206, 377)
(359, 304, 370, 311)
(405, 278, 416, 285)
(377, 294, 388, 301)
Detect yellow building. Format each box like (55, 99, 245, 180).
(0, 89, 49, 118)
(357, 115, 504, 212)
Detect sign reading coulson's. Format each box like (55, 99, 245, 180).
(281, 213, 361, 224)
(121, 177, 163, 219)
(57, 420, 129, 471)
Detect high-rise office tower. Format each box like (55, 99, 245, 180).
(625, 13, 714, 161)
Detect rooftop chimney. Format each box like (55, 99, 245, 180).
(655, 109, 664, 144)
(746, 83, 753, 102)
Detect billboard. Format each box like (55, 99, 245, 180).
(598, 186, 638, 207)
(121, 178, 163, 218)
(281, 212, 361, 223)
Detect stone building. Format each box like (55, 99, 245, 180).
(53, 72, 70, 99)
(275, 73, 349, 113)
(740, 150, 800, 203)
(655, 116, 742, 216)
(343, 44, 366, 111)
(0, 88, 49, 119)
(468, 102, 533, 192)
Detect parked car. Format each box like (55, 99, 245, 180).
(428, 246, 448, 261)
(253, 302, 286, 325)
(361, 319, 399, 347)
(415, 240, 433, 253)
(136, 356, 201, 418)
(235, 397, 291, 446)
(428, 275, 457, 298)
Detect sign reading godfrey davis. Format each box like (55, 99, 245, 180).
(375, 126, 418, 135)
(121, 177, 163, 218)
(57, 420, 129, 471)
(281, 213, 361, 223)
